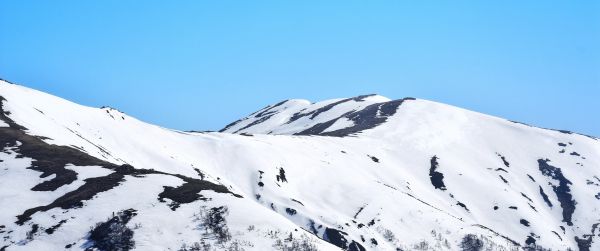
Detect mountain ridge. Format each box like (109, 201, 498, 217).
(220, 91, 597, 141)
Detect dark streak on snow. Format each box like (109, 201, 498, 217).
(528, 203, 537, 212)
(520, 193, 533, 203)
(233, 115, 273, 134)
(291, 199, 304, 206)
(295, 97, 415, 137)
(193, 168, 205, 180)
(551, 231, 562, 241)
(473, 224, 521, 247)
(538, 159, 576, 226)
(218, 118, 244, 133)
(456, 201, 469, 212)
(401, 192, 464, 222)
(287, 95, 376, 124)
(376, 181, 398, 191)
(429, 156, 447, 190)
(539, 186, 553, 207)
(496, 153, 510, 167)
(368, 155, 379, 163)
(45, 220, 67, 235)
(220, 100, 289, 133)
(353, 206, 366, 219)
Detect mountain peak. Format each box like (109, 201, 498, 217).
(219, 94, 414, 136)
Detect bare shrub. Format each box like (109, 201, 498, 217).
(194, 206, 232, 244)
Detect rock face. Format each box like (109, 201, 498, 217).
(1, 79, 599, 251)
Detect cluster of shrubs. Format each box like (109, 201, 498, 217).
(459, 234, 484, 251)
(194, 206, 232, 244)
(460, 234, 525, 251)
(86, 209, 137, 251)
(179, 240, 247, 251)
(272, 232, 319, 251)
(182, 206, 256, 250)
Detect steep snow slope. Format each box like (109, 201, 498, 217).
(1, 79, 599, 251)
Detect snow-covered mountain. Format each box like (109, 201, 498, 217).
(1, 79, 599, 251)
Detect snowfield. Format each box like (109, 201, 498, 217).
(0, 79, 599, 251)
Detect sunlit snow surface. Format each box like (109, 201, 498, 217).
(1, 80, 599, 251)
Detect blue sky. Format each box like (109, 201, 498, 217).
(1, 1, 599, 136)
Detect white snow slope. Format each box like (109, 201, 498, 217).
(1, 79, 599, 251)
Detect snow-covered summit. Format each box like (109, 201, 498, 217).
(219, 94, 410, 136)
(1, 79, 599, 251)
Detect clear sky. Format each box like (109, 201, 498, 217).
(1, 1, 599, 136)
